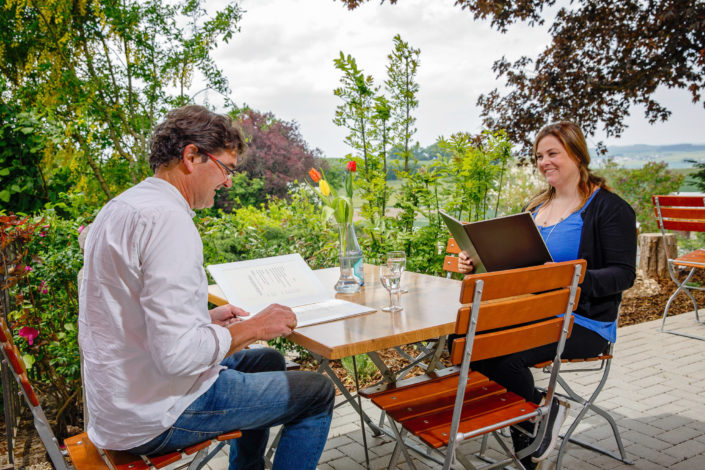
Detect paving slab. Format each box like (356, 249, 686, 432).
(192, 312, 705, 469)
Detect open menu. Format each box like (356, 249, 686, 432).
(207, 254, 376, 328)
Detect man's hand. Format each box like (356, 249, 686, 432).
(210, 304, 250, 327)
(458, 251, 475, 274)
(248, 303, 298, 341)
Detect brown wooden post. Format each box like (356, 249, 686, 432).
(638, 232, 677, 280)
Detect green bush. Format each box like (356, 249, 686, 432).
(598, 160, 683, 233)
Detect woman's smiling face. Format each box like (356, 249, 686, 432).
(535, 135, 581, 189)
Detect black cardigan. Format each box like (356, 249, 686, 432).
(574, 189, 637, 323)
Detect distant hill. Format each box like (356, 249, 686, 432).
(592, 143, 705, 169)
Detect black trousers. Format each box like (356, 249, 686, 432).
(455, 324, 609, 405)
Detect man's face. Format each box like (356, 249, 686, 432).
(190, 149, 237, 209)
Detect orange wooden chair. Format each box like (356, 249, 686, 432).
(532, 310, 632, 469)
(0, 316, 240, 470)
(653, 195, 705, 340)
(360, 259, 585, 470)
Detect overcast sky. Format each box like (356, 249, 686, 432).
(198, 0, 705, 158)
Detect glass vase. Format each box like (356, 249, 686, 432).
(334, 222, 362, 293)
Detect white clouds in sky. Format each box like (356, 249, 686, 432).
(199, 0, 704, 157)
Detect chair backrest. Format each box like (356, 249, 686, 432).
(1, 316, 70, 469)
(443, 237, 463, 276)
(652, 195, 705, 233)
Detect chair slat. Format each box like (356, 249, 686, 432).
(105, 450, 150, 470)
(419, 400, 538, 449)
(446, 238, 461, 254)
(451, 317, 573, 364)
(388, 381, 506, 424)
(654, 206, 705, 220)
(360, 366, 460, 398)
(653, 195, 705, 207)
(455, 288, 580, 334)
(459, 260, 585, 303)
(217, 430, 243, 441)
(659, 220, 705, 232)
(3, 343, 26, 376)
(403, 391, 524, 437)
(65, 433, 111, 470)
(20, 373, 39, 406)
(443, 256, 461, 273)
(183, 440, 212, 455)
(371, 371, 488, 410)
(148, 452, 183, 469)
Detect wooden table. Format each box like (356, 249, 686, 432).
(209, 263, 463, 467)
(208, 264, 463, 360)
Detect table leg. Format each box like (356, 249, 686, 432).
(313, 354, 383, 436)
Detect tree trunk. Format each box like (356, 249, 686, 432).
(638, 232, 677, 280)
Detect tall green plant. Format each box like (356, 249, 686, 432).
(385, 34, 420, 173)
(436, 131, 513, 221)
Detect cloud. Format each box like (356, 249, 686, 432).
(200, 0, 705, 157)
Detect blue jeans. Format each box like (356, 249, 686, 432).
(128, 348, 335, 470)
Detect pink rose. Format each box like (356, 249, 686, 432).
(78, 225, 85, 234)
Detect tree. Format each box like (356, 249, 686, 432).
(0, 0, 243, 206)
(338, 0, 705, 153)
(333, 52, 377, 169)
(385, 34, 420, 172)
(224, 107, 322, 207)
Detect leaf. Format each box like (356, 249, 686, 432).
(22, 354, 35, 370)
(0, 167, 9, 176)
(0, 190, 10, 202)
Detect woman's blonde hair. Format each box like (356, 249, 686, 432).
(525, 121, 609, 213)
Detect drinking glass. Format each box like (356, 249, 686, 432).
(379, 264, 403, 312)
(386, 250, 408, 294)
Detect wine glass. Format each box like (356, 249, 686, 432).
(386, 250, 408, 294)
(379, 264, 403, 312)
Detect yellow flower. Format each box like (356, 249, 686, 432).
(319, 179, 331, 197)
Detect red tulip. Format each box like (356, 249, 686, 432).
(308, 168, 322, 182)
(347, 160, 356, 172)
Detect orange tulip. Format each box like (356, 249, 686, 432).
(308, 168, 322, 182)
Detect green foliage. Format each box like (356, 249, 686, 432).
(341, 354, 377, 383)
(436, 130, 513, 222)
(598, 160, 683, 233)
(0, 0, 243, 205)
(1, 208, 86, 437)
(685, 159, 705, 192)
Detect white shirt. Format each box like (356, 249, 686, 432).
(78, 177, 232, 450)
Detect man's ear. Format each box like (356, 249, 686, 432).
(182, 144, 200, 174)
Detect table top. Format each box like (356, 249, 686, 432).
(208, 264, 463, 360)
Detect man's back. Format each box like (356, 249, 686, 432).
(79, 177, 231, 450)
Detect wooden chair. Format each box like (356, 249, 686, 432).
(443, 237, 463, 277)
(0, 316, 241, 470)
(652, 195, 705, 340)
(360, 259, 585, 470)
(532, 310, 633, 469)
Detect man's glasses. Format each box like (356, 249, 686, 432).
(206, 153, 237, 178)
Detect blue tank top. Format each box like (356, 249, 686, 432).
(533, 190, 616, 343)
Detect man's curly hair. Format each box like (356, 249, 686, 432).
(149, 105, 247, 172)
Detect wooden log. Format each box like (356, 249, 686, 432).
(638, 233, 677, 280)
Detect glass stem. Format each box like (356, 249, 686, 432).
(388, 290, 393, 308)
(393, 290, 401, 308)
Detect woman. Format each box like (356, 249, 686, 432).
(458, 121, 636, 469)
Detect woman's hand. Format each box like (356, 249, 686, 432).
(458, 251, 475, 274)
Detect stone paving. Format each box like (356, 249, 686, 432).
(199, 312, 705, 470)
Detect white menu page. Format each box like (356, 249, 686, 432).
(207, 254, 375, 327)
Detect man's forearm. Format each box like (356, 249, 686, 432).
(226, 320, 261, 356)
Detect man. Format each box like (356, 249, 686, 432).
(78, 105, 335, 470)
